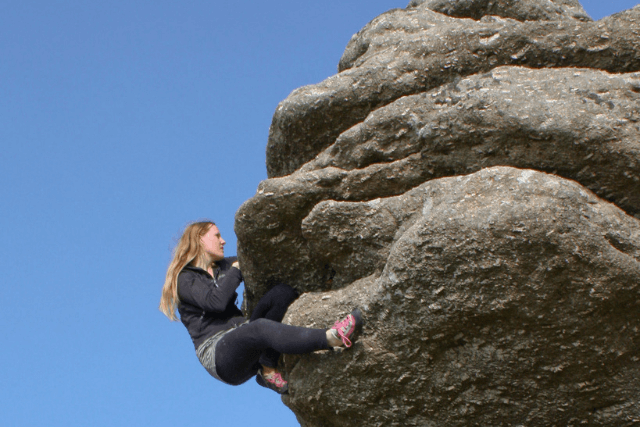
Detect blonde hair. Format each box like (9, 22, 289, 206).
(159, 221, 214, 321)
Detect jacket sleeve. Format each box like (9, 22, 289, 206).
(216, 257, 244, 290)
(178, 267, 243, 313)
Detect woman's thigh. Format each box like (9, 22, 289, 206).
(215, 323, 266, 385)
(215, 318, 328, 384)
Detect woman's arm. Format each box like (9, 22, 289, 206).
(178, 267, 243, 313)
(215, 256, 242, 290)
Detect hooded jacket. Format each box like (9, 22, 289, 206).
(177, 256, 245, 349)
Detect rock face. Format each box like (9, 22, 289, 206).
(234, 1, 640, 425)
(283, 167, 640, 426)
(266, 0, 640, 178)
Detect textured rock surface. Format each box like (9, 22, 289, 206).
(234, 0, 640, 425)
(237, 66, 640, 302)
(303, 66, 640, 216)
(282, 167, 640, 426)
(267, 1, 640, 177)
(408, 0, 592, 21)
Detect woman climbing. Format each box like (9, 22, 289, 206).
(159, 220, 362, 394)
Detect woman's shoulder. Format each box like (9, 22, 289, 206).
(177, 266, 209, 300)
(178, 265, 201, 284)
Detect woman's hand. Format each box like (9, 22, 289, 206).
(232, 260, 240, 271)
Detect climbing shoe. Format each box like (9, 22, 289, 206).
(331, 308, 363, 348)
(256, 369, 289, 394)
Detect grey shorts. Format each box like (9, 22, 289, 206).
(196, 321, 248, 385)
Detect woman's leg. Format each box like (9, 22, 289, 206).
(214, 318, 329, 385)
(249, 283, 299, 368)
(250, 282, 299, 323)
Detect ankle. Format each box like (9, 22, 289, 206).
(326, 329, 342, 347)
(262, 365, 277, 376)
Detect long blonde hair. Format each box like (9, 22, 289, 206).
(159, 221, 214, 321)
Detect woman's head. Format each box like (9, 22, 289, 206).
(159, 220, 216, 321)
(201, 223, 226, 262)
(176, 220, 216, 262)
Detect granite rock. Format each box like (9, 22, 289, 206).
(302, 66, 640, 217)
(267, 2, 640, 177)
(237, 66, 640, 303)
(233, 1, 640, 425)
(281, 167, 640, 427)
(407, 0, 592, 22)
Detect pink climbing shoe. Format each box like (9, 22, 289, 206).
(256, 369, 289, 394)
(331, 309, 363, 348)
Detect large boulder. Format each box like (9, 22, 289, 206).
(303, 66, 640, 216)
(233, 0, 640, 425)
(267, 0, 640, 177)
(236, 66, 640, 304)
(282, 167, 640, 426)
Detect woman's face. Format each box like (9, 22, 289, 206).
(201, 225, 225, 261)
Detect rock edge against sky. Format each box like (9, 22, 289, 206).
(235, 1, 640, 425)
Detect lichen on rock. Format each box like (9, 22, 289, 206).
(234, 0, 640, 425)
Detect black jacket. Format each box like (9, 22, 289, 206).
(177, 257, 245, 349)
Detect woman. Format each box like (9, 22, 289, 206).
(159, 221, 362, 394)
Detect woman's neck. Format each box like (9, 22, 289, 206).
(193, 253, 216, 275)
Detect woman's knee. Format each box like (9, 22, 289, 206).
(250, 283, 299, 322)
(245, 318, 274, 338)
(269, 283, 299, 304)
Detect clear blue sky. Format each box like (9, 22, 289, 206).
(1, 1, 635, 426)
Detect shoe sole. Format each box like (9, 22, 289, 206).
(348, 308, 364, 346)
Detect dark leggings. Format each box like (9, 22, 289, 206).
(215, 283, 329, 385)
